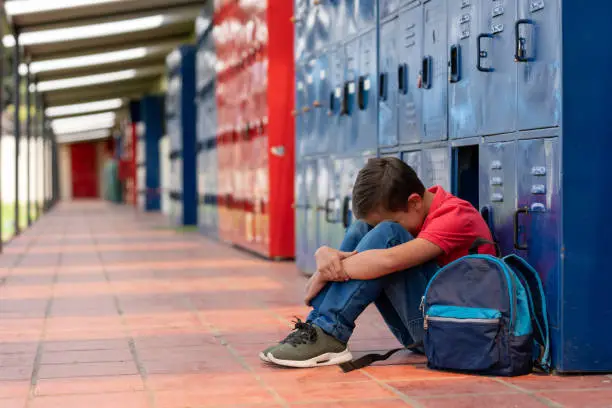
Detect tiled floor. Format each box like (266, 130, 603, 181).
(0, 201, 611, 408)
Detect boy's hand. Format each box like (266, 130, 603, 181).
(305, 272, 327, 306)
(314, 246, 357, 282)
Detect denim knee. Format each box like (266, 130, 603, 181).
(355, 221, 414, 252)
(340, 220, 372, 252)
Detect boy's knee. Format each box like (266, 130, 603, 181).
(372, 221, 414, 239)
(355, 221, 414, 251)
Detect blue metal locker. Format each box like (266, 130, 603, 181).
(516, 137, 560, 329)
(326, 0, 342, 45)
(328, 47, 345, 154)
(421, 147, 451, 190)
(344, 0, 359, 37)
(316, 157, 332, 253)
(448, 0, 480, 139)
(294, 161, 308, 273)
(339, 157, 368, 230)
(313, 0, 331, 51)
(140, 95, 163, 212)
(380, 0, 399, 19)
(357, 0, 376, 31)
(327, 159, 346, 251)
(294, 0, 311, 61)
(166, 46, 197, 226)
(402, 150, 423, 180)
(356, 29, 378, 153)
(479, 140, 517, 257)
(343, 38, 359, 153)
(313, 54, 331, 154)
(422, 0, 448, 142)
(516, 0, 561, 131)
(478, 0, 517, 136)
(305, 160, 319, 274)
(304, 60, 317, 155)
(379, 17, 399, 148)
(398, 5, 423, 145)
(295, 64, 309, 156)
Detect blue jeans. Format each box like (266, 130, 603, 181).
(307, 221, 438, 346)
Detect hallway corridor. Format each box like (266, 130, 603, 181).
(0, 202, 610, 408)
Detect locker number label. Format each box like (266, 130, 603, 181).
(297, 82, 304, 90)
(307, 75, 313, 84)
(364, 78, 371, 91)
(348, 82, 355, 93)
(320, 70, 326, 80)
(335, 87, 342, 98)
(530, 0, 545, 12)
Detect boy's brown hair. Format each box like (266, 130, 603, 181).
(352, 157, 425, 220)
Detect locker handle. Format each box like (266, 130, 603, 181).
(477, 34, 494, 72)
(480, 205, 497, 243)
(513, 207, 529, 250)
(342, 196, 351, 229)
(449, 44, 461, 82)
(357, 75, 369, 111)
(341, 82, 351, 115)
(325, 198, 336, 223)
(514, 19, 534, 62)
(421, 56, 432, 89)
(379, 72, 388, 101)
(328, 91, 336, 116)
(398, 63, 408, 94)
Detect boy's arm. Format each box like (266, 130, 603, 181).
(341, 238, 443, 280)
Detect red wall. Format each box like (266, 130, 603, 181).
(70, 142, 99, 198)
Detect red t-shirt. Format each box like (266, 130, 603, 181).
(417, 186, 496, 266)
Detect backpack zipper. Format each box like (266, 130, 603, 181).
(424, 316, 500, 330)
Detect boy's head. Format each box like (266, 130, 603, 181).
(352, 157, 427, 235)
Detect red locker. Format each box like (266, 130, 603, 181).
(214, 0, 294, 259)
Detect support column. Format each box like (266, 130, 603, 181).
(12, 33, 20, 235)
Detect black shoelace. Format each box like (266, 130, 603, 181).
(280, 318, 318, 346)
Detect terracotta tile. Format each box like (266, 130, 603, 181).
(35, 375, 144, 396)
(390, 377, 513, 397)
(0, 397, 26, 408)
(41, 349, 133, 364)
(37, 361, 139, 379)
(364, 365, 466, 382)
(153, 385, 277, 407)
(539, 389, 612, 407)
(0, 382, 30, 399)
(272, 380, 395, 404)
(43, 339, 130, 352)
(416, 394, 549, 408)
(0, 366, 32, 381)
(503, 374, 612, 391)
(29, 392, 150, 408)
(291, 400, 411, 407)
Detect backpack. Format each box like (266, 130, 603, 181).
(340, 239, 551, 376)
(421, 239, 551, 376)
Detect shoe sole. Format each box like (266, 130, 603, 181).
(259, 352, 271, 363)
(266, 349, 353, 368)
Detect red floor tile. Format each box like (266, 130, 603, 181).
(29, 392, 150, 408)
(539, 389, 612, 407)
(415, 394, 550, 408)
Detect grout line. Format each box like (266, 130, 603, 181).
(171, 285, 290, 408)
(492, 378, 564, 408)
(359, 370, 423, 407)
(92, 225, 157, 408)
(290, 397, 412, 405)
(24, 225, 62, 407)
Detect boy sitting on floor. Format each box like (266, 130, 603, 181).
(261, 157, 496, 368)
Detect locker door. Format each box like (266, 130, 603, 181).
(328, 0, 343, 45)
(344, 38, 360, 153)
(401, 150, 423, 181)
(380, 0, 400, 19)
(398, 5, 424, 145)
(304, 60, 317, 155)
(315, 0, 332, 50)
(315, 158, 332, 269)
(479, 140, 516, 256)
(357, 0, 376, 30)
(422, 0, 448, 142)
(379, 17, 399, 148)
(479, 0, 518, 135)
(294, 0, 311, 61)
(516, 0, 561, 130)
(294, 161, 307, 272)
(340, 157, 367, 229)
(357, 30, 378, 153)
(516, 137, 560, 328)
(448, 0, 481, 139)
(344, 0, 358, 36)
(328, 47, 345, 154)
(328, 159, 346, 250)
(314, 54, 331, 154)
(295, 65, 308, 157)
(305, 160, 319, 274)
(422, 147, 451, 190)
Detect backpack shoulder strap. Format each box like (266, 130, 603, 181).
(503, 254, 551, 372)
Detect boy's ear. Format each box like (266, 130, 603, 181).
(407, 193, 422, 210)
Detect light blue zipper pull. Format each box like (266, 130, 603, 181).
(419, 296, 425, 313)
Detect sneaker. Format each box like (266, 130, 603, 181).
(259, 345, 277, 363)
(265, 319, 352, 368)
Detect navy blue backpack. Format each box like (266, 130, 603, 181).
(421, 239, 551, 376)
